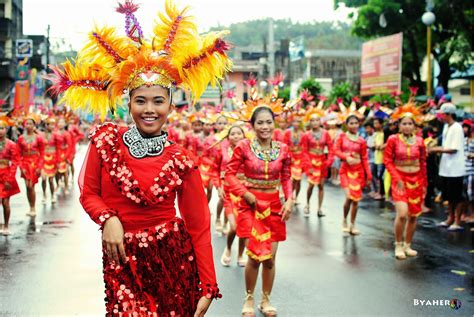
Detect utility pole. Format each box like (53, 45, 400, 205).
(46, 24, 50, 71)
(268, 18, 275, 78)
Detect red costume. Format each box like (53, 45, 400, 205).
(283, 129, 305, 181)
(384, 134, 427, 216)
(334, 133, 372, 201)
(225, 138, 292, 262)
(55, 130, 73, 173)
(18, 134, 45, 185)
(216, 139, 243, 218)
(79, 123, 220, 314)
(200, 134, 220, 188)
(67, 124, 85, 163)
(301, 129, 334, 185)
(0, 139, 20, 198)
(168, 126, 186, 147)
(273, 128, 285, 143)
(184, 131, 205, 164)
(42, 131, 61, 177)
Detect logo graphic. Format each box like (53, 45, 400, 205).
(450, 299, 461, 310)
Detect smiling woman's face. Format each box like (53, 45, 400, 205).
(129, 85, 174, 137)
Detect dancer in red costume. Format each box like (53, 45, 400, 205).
(206, 115, 230, 233)
(334, 112, 372, 235)
(55, 117, 73, 195)
(67, 114, 85, 179)
(226, 100, 293, 316)
(283, 110, 305, 203)
(200, 114, 218, 202)
(301, 107, 334, 217)
(47, 0, 230, 314)
(273, 113, 288, 143)
(217, 125, 247, 267)
(384, 104, 427, 260)
(41, 118, 60, 204)
(18, 115, 45, 217)
(0, 117, 20, 235)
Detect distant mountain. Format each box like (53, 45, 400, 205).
(210, 19, 362, 50)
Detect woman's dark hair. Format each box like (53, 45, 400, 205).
(373, 117, 384, 126)
(227, 125, 245, 139)
(422, 126, 434, 139)
(363, 120, 374, 128)
(345, 114, 360, 124)
(250, 107, 275, 126)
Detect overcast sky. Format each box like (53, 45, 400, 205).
(23, 0, 353, 50)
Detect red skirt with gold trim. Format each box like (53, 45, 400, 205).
(223, 186, 241, 218)
(307, 153, 328, 185)
(290, 152, 305, 181)
(0, 167, 20, 198)
(42, 153, 57, 177)
(102, 217, 201, 316)
(236, 190, 285, 262)
(340, 163, 365, 202)
(20, 156, 41, 185)
(57, 150, 68, 174)
(199, 158, 218, 188)
(391, 170, 424, 216)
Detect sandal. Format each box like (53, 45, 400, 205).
(317, 210, 326, 217)
(349, 224, 360, 235)
(242, 293, 255, 317)
(220, 248, 231, 267)
(237, 256, 247, 267)
(303, 205, 310, 218)
(258, 293, 277, 316)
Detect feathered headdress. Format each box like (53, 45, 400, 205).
(391, 102, 423, 124)
(46, 0, 232, 120)
(338, 97, 366, 122)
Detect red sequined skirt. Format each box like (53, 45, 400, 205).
(391, 170, 424, 216)
(20, 156, 41, 185)
(0, 167, 20, 198)
(102, 217, 201, 316)
(290, 153, 304, 181)
(307, 153, 328, 185)
(42, 153, 57, 177)
(340, 163, 365, 202)
(57, 151, 68, 173)
(223, 186, 241, 217)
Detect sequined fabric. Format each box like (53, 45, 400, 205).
(103, 217, 203, 316)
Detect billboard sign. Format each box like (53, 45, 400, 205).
(361, 33, 403, 96)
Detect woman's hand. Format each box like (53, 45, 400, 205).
(217, 187, 225, 200)
(396, 180, 405, 192)
(4, 182, 11, 190)
(102, 216, 127, 264)
(346, 156, 357, 165)
(194, 296, 212, 317)
(279, 199, 293, 222)
(243, 191, 257, 208)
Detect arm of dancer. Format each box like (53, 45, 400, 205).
(280, 145, 293, 200)
(224, 141, 248, 197)
(79, 144, 117, 226)
(178, 166, 221, 299)
(325, 131, 335, 169)
(361, 138, 372, 181)
(383, 135, 402, 184)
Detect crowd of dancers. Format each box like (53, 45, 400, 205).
(0, 113, 84, 235)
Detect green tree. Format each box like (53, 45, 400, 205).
(298, 78, 323, 97)
(329, 82, 355, 104)
(335, 0, 473, 94)
(278, 87, 291, 102)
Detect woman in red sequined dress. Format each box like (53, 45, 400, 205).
(67, 115, 85, 179)
(217, 125, 247, 267)
(283, 112, 305, 203)
(0, 118, 20, 235)
(55, 117, 73, 195)
(226, 106, 293, 316)
(383, 105, 427, 260)
(41, 118, 60, 204)
(48, 1, 230, 314)
(301, 109, 334, 217)
(334, 114, 372, 235)
(18, 116, 45, 216)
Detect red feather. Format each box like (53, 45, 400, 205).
(116, 0, 139, 14)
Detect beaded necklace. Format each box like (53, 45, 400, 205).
(250, 139, 280, 162)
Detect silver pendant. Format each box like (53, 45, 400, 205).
(123, 126, 168, 159)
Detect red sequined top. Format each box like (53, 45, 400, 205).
(225, 139, 292, 200)
(334, 133, 372, 180)
(42, 131, 61, 152)
(283, 129, 305, 155)
(184, 132, 205, 161)
(273, 129, 285, 143)
(18, 133, 45, 167)
(79, 123, 217, 291)
(301, 129, 334, 168)
(55, 130, 74, 160)
(383, 134, 427, 186)
(0, 140, 20, 181)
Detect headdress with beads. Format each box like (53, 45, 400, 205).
(391, 103, 424, 125)
(46, 0, 232, 120)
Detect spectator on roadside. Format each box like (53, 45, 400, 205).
(422, 125, 438, 212)
(463, 121, 474, 228)
(431, 103, 466, 231)
(373, 118, 385, 200)
(364, 120, 377, 197)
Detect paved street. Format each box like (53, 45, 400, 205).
(0, 145, 472, 316)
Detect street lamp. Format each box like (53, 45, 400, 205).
(422, 11, 436, 96)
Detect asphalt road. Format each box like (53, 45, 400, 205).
(0, 145, 472, 316)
